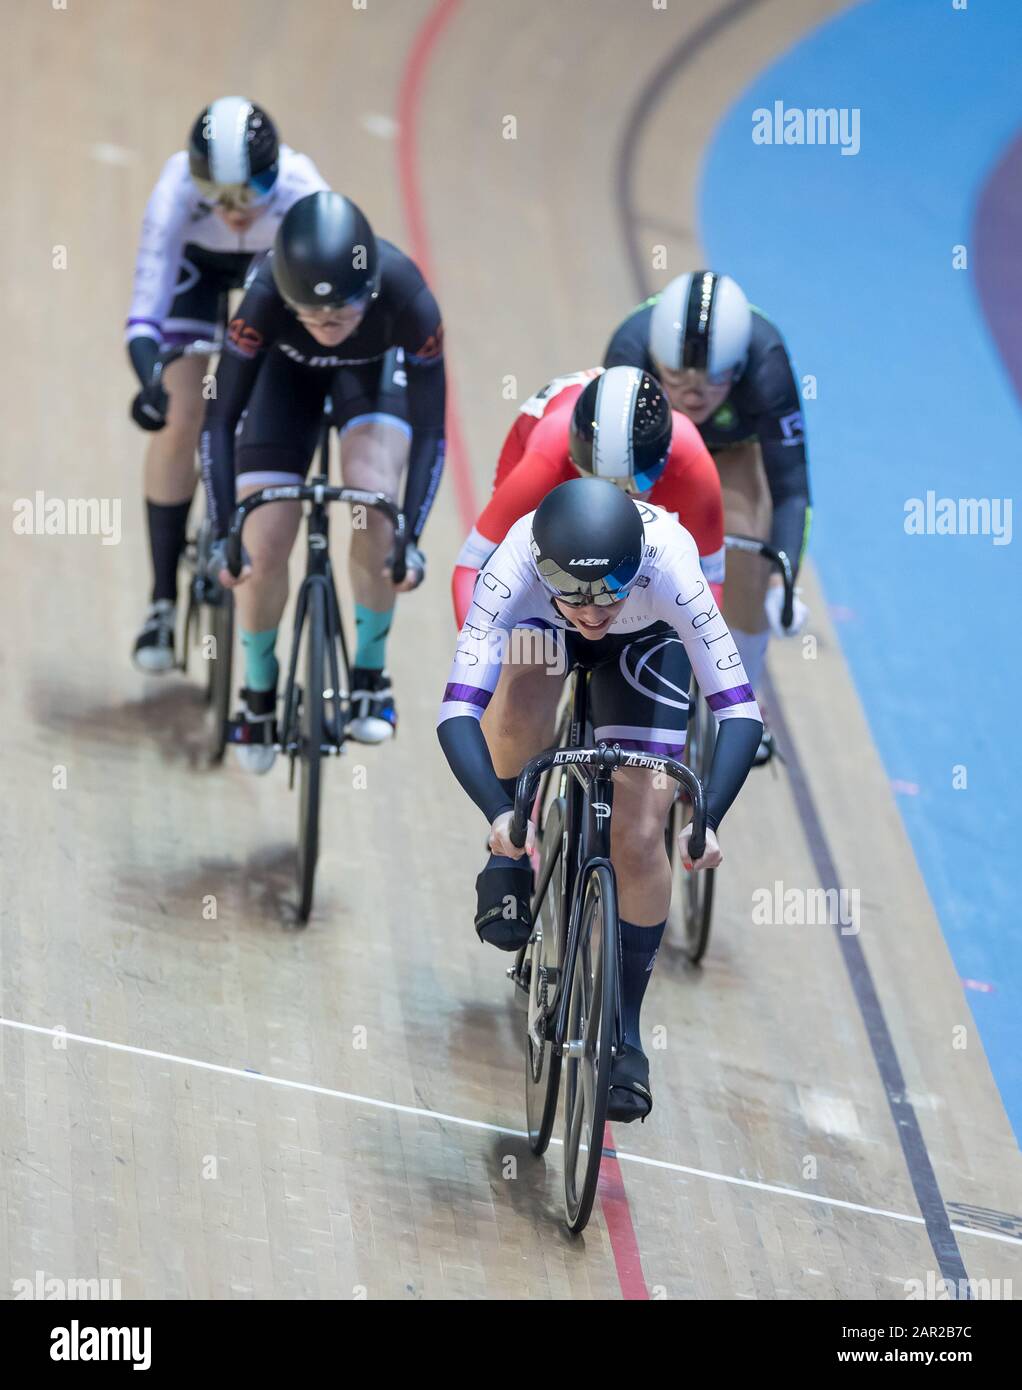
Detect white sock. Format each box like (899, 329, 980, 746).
(731, 627, 769, 693)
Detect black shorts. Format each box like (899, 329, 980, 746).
(162, 244, 255, 345)
(562, 621, 693, 757)
(234, 347, 410, 485)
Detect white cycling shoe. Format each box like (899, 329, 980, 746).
(347, 669, 397, 744)
(132, 600, 176, 673)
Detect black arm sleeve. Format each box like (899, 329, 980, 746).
(743, 343, 811, 574)
(603, 303, 654, 370)
(704, 717, 762, 831)
(199, 290, 276, 538)
(128, 336, 159, 388)
(437, 716, 514, 825)
(395, 285, 446, 542)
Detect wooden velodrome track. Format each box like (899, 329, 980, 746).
(1, 0, 1019, 1300)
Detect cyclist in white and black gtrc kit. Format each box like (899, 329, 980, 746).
(438, 478, 761, 1121)
(605, 271, 811, 764)
(125, 96, 326, 672)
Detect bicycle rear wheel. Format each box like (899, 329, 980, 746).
(562, 863, 618, 1234)
(669, 685, 716, 963)
(524, 795, 566, 1156)
(296, 584, 326, 924)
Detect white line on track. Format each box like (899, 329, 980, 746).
(3, 1015, 1019, 1249)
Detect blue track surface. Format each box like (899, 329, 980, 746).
(701, 0, 1022, 1142)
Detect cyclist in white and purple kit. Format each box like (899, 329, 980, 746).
(125, 96, 326, 672)
(438, 478, 762, 1121)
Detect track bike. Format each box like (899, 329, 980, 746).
(665, 533, 795, 963)
(147, 338, 235, 763)
(507, 662, 707, 1233)
(226, 404, 407, 922)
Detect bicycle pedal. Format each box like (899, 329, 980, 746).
(225, 716, 277, 746)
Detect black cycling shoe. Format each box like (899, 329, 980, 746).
(607, 1044, 653, 1124)
(753, 727, 776, 767)
(474, 865, 533, 950)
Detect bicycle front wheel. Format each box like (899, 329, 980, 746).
(562, 863, 618, 1234)
(204, 590, 234, 764)
(669, 686, 716, 963)
(296, 584, 326, 924)
(524, 795, 566, 1156)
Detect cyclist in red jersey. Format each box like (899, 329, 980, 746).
(491, 368, 602, 490)
(453, 366, 724, 627)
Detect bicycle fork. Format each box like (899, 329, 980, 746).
(558, 765, 622, 1062)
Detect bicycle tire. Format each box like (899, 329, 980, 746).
(181, 577, 197, 682)
(204, 592, 234, 764)
(668, 686, 716, 963)
(524, 795, 566, 1156)
(563, 862, 618, 1234)
(297, 584, 326, 924)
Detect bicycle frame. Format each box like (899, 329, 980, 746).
(513, 666, 708, 1055)
(280, 507, 350, 759)
(225, 410, 407, 755)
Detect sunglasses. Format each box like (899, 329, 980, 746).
(294, 292, 373, 325)
(662, 364, 735, 390)
(537, 557, 640, 608)
(194, 164, 279, 212)
(621, 460, 667, 495)
(553, 587, 628, 609)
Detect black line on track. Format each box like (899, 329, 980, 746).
(615, 0, 971, 1295)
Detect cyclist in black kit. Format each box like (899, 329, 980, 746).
(201, 191, 446, 770)
(605, 271, 810, 763)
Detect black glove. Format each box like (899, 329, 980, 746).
(402, 542, 426, 589)
(131, 380, 169, 432)
(204, 537, 251, 583)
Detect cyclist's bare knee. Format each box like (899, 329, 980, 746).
(483, 658, 560, 774)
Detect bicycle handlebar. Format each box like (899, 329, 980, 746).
(509, 743, 708, 863)
(226, 485, 408, 583)
(724, 533, 795, 630)
(153, 339, 221, 383)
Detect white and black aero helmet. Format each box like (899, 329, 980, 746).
(569, 367, 672, 495)
(649, 271, 752, 383)
(188, 97, 280, 206)
(530, 478, 645, 608)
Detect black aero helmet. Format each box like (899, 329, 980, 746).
(530, 477, 645, 608)
(188, 97, 279, 205)
(272, 192, 380, 311)
(569, 366, 672, 495)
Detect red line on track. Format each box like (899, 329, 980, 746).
(395, 0, 476, 532)
(599, 1133, 650, 1299)
(396, 0, 648, 1298)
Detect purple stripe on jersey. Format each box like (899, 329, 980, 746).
(443, 682, 493, 710)
(126, 317, 162, 328)
(612, 738, 686, 756)
(706, 682, 755, 711)
(158, 330, 206, 346)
